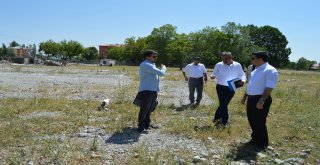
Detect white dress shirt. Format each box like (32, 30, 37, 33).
(211, 61, 246, 86)
(246, 62, 278, 95)
(182, 63, 207, 78)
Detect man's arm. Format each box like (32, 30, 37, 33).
(256, 69, 278, 109)
(182, 64, 189, 81)
(146, 64, 166, 76)
(182, 71, 188, 81)
(238, 64, 246, 85)
(210, 65, 218, 79)
(202, 65, 208, 82)
(241, 92, 248, 104)
(256, 88, 273, 109)
(203, 73, 208, 82)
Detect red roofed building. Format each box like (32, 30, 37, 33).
(8, 46, 30, 58)
(99, 44, 123, 59)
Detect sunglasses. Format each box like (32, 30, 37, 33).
(151, 56, 158, 58)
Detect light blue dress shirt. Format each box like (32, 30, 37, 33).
(246, 62, 278, 95)
(138, 60, 166, 92)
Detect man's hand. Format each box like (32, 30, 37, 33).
(185, 77, 189, 81)
(238, 81, 245, 86)
(256, 102, 264, 110)
(210, 76, 215, 79)
(161, 64, 166, 69)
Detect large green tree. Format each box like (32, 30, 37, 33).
(28, 44, 37, 56)
(124, 37, 147, 64)
(9, 41, 19, 47)
(1, 44, 8, 56)
(296, 57, 315, 70)
(247, 25, 291, 68)
(82, 47, 98, 61)
(166, 33, 191, 68)
(188, 27, 229, 66)
(60, 40, 83, 59)
(108, 46, 126, 61)
(39, 40, 61, 57)
(0, 47, 2, 58)
(146, 24, 178, 64)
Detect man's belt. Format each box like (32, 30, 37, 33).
(247, 95, 262, 98)
(190, 77, 203, 79)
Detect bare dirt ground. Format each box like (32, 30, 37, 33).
(0, 65, 213, 106)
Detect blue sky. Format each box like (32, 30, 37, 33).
(1, 0, 319, 62)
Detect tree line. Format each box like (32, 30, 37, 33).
(38, 40, 98, 61)
(0, 40, 99, 61)
(108, 22, 292, 68)
(1, 22, 317, 70)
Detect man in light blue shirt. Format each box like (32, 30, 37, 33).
(137, 50, 166, 133)
(245, 51, 278, 150)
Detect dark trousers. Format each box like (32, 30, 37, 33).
(188, 77, 204, 103)
(138, 91, 158, 129)
(214, 84, 235, 125)
(247, 95, 272, 148)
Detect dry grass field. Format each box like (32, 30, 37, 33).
(0, 64, 319, 164)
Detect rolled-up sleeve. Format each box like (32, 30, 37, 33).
(266, 69, 278, 88)
(182, 64, 190, 73)
(211, 65, 219, 77)
(146, 64, 166, 76)
(238, 65, 246, 82)
(202, 64, 207, 73)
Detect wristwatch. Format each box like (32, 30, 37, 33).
(258, 98, 265, 104)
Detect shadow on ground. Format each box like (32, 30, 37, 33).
(105, 127, 141, 144)
(226, 144, 259, 163)
(175, 104, 200, 111)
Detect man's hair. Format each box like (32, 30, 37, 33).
(220, 51, 232, 56)
(252, 51, 269, 62)
(144, 50, 158, 58)
(193, 57, 201, 61)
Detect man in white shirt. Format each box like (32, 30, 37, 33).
(182, 57, 208, 105)
(210, 52, 246, 127)
(245, 51, 278, 149)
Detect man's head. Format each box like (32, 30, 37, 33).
(144, 50, 158, 62)
(251, 51, 269, 67)
(193, 57, 201, 65)
(220, 51, 233, 64)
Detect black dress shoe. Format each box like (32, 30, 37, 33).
(213, 119, 222, 128)
(137, 128, 148, 134)
(255, 145, 267, 152)
(241, 139, 256, 145)
(150, 124, 160, 129)
(222, 123, 228, 128)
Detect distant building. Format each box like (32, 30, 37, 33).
(99, 44, 123, 59)
(99, 59, 116, 66)
(7, 46, 30, 58)
(310, 63, 320, 70)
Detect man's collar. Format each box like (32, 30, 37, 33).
(256, 62, 268, 69)
(223, 60, 234, 66)
(145, 59, 154, 63)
